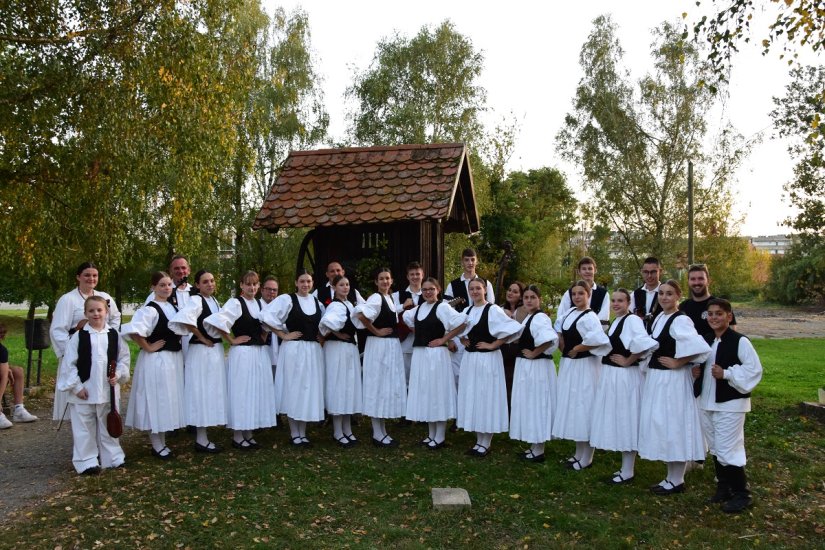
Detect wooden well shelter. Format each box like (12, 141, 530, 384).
(252, 143, 480, 290)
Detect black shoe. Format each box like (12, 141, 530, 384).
(650, 480, 686, 495)
(520, 450, 545, 463)
(426, 440, 446, 451)
(608, 472, 634, 485)
(151, 446, 173, 460)
(707, 485, 733, 503)
(232, 439, 254, 450)
(372, 435, 398, 448)
(245, 438, 261, 449)
(449, 422, 458, 433)
(419, 437, 434, 447)
(194, 441, 222, 454)
(721, 492, 753, 513)
(565, 458, 592, 471)
(334, 435, 355, 448)
(466, 445, 489, 458)
(81, 466, 101, 476)
(344, 433, 359, 445)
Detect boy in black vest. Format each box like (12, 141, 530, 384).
(392, 261, 425, 383)
(692, 298, 762, 513)
(314, 260, 365, 306)
(556, 257, 609, 328)
(630, 256, 662, 331)
(58, 296, 131, 474)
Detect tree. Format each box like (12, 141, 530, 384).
(557, 15, 751, 276)
(346, 20, 486, 147)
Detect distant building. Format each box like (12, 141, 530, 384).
(749, 234, 794, 255)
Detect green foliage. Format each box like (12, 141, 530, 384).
(766, 244, 825, 304)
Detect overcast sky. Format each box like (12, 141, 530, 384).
(266, 0, 822, 236)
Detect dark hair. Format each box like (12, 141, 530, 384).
(467, 276, 487, 294)
(707, 297, 732, 313)
(373, 267, 392, 281)
(406, 261, 423, 273)
(461, 248, 477, 258)
(169, 254, 188, 266)
(661, 279, 683, 296)
(264, 276, 279, 284)
(571, 279, 591, 295)
(76, 261, 99, 276)
(577, 256, 596, 269)
(331, 274, 349, 288)
(241, 270, 259, 285)
(151, 271, 172, 286)
(295, 268, 313, 281)
(642, 257, 661, 267)
(193, 270, 212, 285)
(615, 287, 632, 302)
(326, 260, 343, 271)
(524, 284, 542, 298)
(504, 281, 525, 310)
(688, 263, 709, 277)
(422, 277, 441, 292)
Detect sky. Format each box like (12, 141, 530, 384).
(265, 0, 822, 237)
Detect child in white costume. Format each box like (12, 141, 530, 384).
(58, 296, 129, 474)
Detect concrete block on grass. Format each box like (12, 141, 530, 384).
(432, 487, 471, 510)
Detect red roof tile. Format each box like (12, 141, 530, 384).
(253, 143, 477, 230)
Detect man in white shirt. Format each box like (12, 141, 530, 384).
(392, 261, 424, 384)
(630, 256, 662, 331)
(261, 276, 280, 377)
(312, 261, 365, 306)
(145, 255, 194, 354)
(556, 257, 609, 327)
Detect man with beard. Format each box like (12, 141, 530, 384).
(678, 264, 737, 337)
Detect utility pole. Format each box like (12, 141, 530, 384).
(688, 160, 694, 265)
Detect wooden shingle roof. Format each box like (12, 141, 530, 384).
(252, 143, 479, 233)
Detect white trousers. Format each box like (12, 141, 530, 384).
(700, 409, 747, 467)
(69, 402, 125, 473)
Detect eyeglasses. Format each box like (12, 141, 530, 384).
(262, 287, 278, 292)
(421, 287, 437, 292)
(641, 270, 659, 275)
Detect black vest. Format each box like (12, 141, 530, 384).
(284, 293, 322, 342)
(449, 278, 469, 312)
(76, 329, 119, 383)
(464, 303, 495, 353)
(231, 298, 266, 346)
(649, 311, 684, 370)
(371, 295, 398, 338)
(317, 284, 358, 306)
(189, 295, 222, 346)
(145, 302, 182, 352)
(602, 315, 637, 367)
(569, 284, 607, 315)
(398, 289, 421, 308)
(325, 299, 357, 345)
(693, 328, 751, 402)
(560, 309, 594, 359)
(518, 313, 548, 360)
(168, 286, 194, 309)
(633, 286, 662, 332)
(413, 301, 446, 347)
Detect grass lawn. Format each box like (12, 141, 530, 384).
(0, 315, 822, 548)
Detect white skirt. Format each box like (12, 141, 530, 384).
(456, 350, 508, 433)
(183, 342, 228, 427)
(551, 355, 602, 441)
(406, 346, 457, 421)
(324, 341, 363, 415)
(52, 358, 72, 421)
(226, 345, 277, 430)
(638, 367, 706, 461)
(275, 340, 325, 421)
(362, 336, 406, 419)
(125, 349, 186, 433)
(590, 364, 643, 452)
(509, 356, 557, 444)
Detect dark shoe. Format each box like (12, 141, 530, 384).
(650, 480, 686, 495)
(232, 439, 254, 450)
(721, 492, 753, 513)
(194, 441, 222, 454)
(245, 438, 260, 449)
(344, 433, 359, 445)
(334, 435, 354, 448)
(151, 446, 173, 460)
(565, 458, 592, 471)
(466, 445, 489, 458)
(562, 456, 577, 465)
(289, 436, 309, 448)
(419, 437, 434, 447)
(608, 472, 634, 485)
(449, 421, 458, 433)
(372, 434, 398, 448)
(81, 466, 101, 476)
(707, 485, 733, 503)
(520, 450, 545, 463)
(426, 440, 446, 451)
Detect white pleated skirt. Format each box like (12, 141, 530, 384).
(125, 350, 186, 433)
(324, 341, 363, 415)
(183, 343, 228, 427)
(226, 345, 276, 430)
(406, 346, 457, 421)
(590, 364, 643, 452)
(638, 367, 706, 461)
(509, 356, 557, 443)
(362, 336, 406, 419)
(551, 355, 602, 442)
(456, 350, 508, 433)
(274, 340, 325, 422)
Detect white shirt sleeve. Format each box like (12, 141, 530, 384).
(620, 314, 659, 355)
(577, 311, 611, 355)
(528, 312, 559, 354)
(319, 301, 352, 335)
(436, 302, 468, 332)
(49, 293, 75, 358)
(204, 298, 243, 334)
(260, 294, 294, 332)
(723, 338, 763, 394)
(354, 293, 385, 322)
(120, 305, 159, 340)
(671, 315, 712, 362)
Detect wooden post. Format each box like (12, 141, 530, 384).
(688, 160, 694, 266)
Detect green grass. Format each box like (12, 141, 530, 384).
(1, 319, 823, 549)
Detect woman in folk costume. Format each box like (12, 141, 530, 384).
(552, 280, 611, 471)
(355, 268, 407, 448)
(590, 289, 658, 484)
(639, 279, 711, 495)
(509, 285, 559, 463)
(168, 270, 228, 453)
(401, 277, 467, 450)
(205, 271, 276, 450)
(318, 275, 363, 448)
(261, 269, 325, 447)
(456, 277, 523, 458)
(50, 261, 121, 422)
(123, 272, 185, 459)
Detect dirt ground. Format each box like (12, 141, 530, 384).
(1, 305, 823, 527)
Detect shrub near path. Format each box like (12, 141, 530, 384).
(0, 318, 822, 547)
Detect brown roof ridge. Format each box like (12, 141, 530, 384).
(288, 142, 466, 157)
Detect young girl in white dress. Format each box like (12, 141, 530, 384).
(204, 271, 276, 450)
(261, 269, 325, 447)
(318, 275, 363, 447)
(456, 277, 523, 457)
(590, 289, 658, 484)
(168, 270, 228, 453)
(355, 268, 407, 448)
(552, 280, 611, 471)
(123, 271, 185, 459)
(402, 277, 467, 450)
(639, 279, 711, 495)
(509, 285, 559, 463)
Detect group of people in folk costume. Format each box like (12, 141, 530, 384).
(46, 250, 761, 514)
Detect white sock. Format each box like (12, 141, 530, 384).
(434, 421, 447, 444)
(531, 443, 545, 456)
(288, 418, 300, 439)
(667, 461, 687, 486)
(149, 433, 164, 452)
(576, 441, 594, 469)
(332, 415, 344, 439)
(480, 432, 493, 449)
(620, 451, 636, 479)
(242, 430, 253, 441)
(297, 421, 307, 438)
(14, 404, 24, 412)
(428, 422, 437, 441)
(195, 427, 209, 446)
(371, 418, 384, 440)
(342, 415, 353, 437)
(233, 430, 245, 444)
